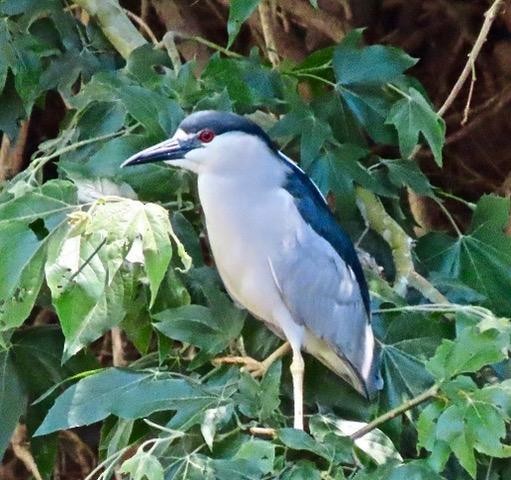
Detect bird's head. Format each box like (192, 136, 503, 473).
(121, 110, 276, 174)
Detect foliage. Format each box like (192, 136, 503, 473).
(0, 1, 510, 479)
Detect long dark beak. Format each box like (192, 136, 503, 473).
(121, 136, 197, 167)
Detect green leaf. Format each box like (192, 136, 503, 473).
(34, 368, 225, 435)
(386, 87, 445, 165)
(383, 159, 434, 196)
(45, 228, 127, 361)
(330, 30, 416, 144)
(377, 313, 446, 417)
(202, 54, 282, 110)
(0, 349, 27, 459)
(311, 414, 401, 465)
(278, 429, 331, 461)
(310, 145, 394, 199)
(417, 195, 511, 315)
(259, 361, 282, 420)
(11, 325, 98, 397)
(353, 460, 445, 480)
(281, 461, 321, 480)
(71, 72, 183, 139)
(120, 450, 164, 480)
(418, 377, 511, 478)
(0, 222, 46, 331)
(201, 404, 233, 450)
(227, 0, 261, 47)
(270, 103, 333, 168)
(45, 199, 173, 360)
(234, 360, 282, 422)
(426, 323, 508, 381)
(153, 288, 244, 365)
(0, 181, 78, 330)
(334, 30, 417, 87)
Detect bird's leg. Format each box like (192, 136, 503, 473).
(290, 347, 305, 430)
(212, 341, 291, 378)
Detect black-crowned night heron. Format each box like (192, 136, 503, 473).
(122, 110, 383, 429)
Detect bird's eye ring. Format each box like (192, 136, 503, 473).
(198, 129, 215, 143)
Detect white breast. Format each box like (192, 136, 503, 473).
(198, 171, 300, 324)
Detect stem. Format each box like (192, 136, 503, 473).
(433, 196, 463, 237)
(290, 72, 337, 87)
(29, 125, 138, 180)
(437, 190, 476, 210)
(387, 83, 412, 100)
(350, 384, 440, 440)
(173, 34, 243, 59)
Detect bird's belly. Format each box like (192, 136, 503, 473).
(198, 177, 298, 322)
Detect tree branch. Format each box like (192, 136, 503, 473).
(258, 0, 280, 68)
(350, 383, 440, 440)
(355, 188, 414, 296)
(438, 0, 505, 117)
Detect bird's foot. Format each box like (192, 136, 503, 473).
(212, 355, 268, 378)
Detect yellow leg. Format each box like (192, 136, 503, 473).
(290, 347, 304, 430)
(213, 342, 291, 378)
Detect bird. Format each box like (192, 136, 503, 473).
(122, 110, 383, 430)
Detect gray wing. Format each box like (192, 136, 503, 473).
(269, 224, 381, 397)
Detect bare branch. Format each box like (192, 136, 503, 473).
(350, 384, 440, 440)
(258, 0, 280, 67)
(438, 0, 505, 117)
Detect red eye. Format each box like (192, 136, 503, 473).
(198, 129, 215, 143)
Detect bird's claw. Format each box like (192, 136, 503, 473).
(212, 355, 268, 378)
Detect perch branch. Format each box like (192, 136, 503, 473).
(350, 383, 440, 440)
(355, 188, 414, 296)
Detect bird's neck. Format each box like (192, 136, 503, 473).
(197, 136, 289, 187)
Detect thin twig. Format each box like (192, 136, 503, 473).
(461, 62, 477, 125)
(438, 0, 505, 117)
(350, 384, 440, 440)
(170, 33, 243, 59)
(124, 8, 158, 44)
(446, 85, 511, 145)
